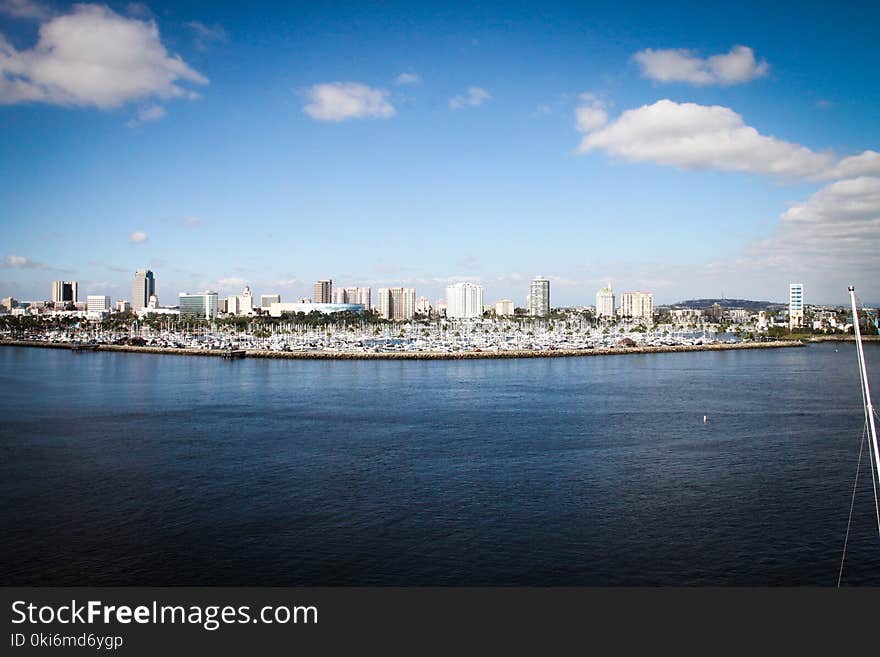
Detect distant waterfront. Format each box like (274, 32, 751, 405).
(2, 342, 879, 585)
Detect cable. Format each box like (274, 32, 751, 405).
(838, 425, 868, 587)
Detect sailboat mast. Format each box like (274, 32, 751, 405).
(849, 285, 880, 485)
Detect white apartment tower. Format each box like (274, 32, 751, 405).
(789, 283, 804, 330)
(528, 276, 550, 317)
(619, 291, 654, 321)
(445, 282, 484, 319)
(596, 284, 615, 319)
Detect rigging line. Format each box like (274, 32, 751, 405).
(870, 421, 880, 537)
(838, 424, 868, 588)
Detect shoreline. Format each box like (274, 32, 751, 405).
(0, 338, 806, 360)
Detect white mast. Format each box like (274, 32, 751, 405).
(848, 286, 880, 490)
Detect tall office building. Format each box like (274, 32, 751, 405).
(596, 284, 615, 319)
(619, 291, 654, 321)
(528, 276, 550, 317)
(51, 280, 78, 304)
(179, 291, 219, 320)
(789, 283, 804, 330)
(132, 270, 155, 312)
(313, 279, 332, 303)
(376, 287, 415, 321)
(446, 282, 484, 319)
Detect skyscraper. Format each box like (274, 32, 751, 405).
(132, 270, 155, 312)
(789, 283, 804, 330)
(445, 282, 483, 319)
(313, 279, 332, 303)
(51, 280, 78, 304)
(596, 284, 615, 319)
(528, 276, 550, 317)
(376, 287, 415, 320)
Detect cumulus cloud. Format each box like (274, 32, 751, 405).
(0, 0, 51, 20)
(302, 82, 395, 121)
(634, 45, 768, 86)
(129, 231, 148, 243)
(449, 86, 490, 109)
(825, 150, 880, 180)
(126, 104, 166, 127)
(394, 72, 420, 85)
(578, 99, 840, 179)
(3, 253, 46, 269)
(0, 4, 208, 108)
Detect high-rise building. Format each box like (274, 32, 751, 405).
(87, 295, 111, 319)
(495, 299, 515, 316)
(619, 291, 654, 321)
(260, 294, 281, 311)
(132, 270, 155, 312)
(376, 287, 415, 321)
(2, 297, 19, 310)
(446, 282, 484, 319)
(179, 291, 219, 320)
(115, 300, 131, 313)
(789, 283, 804, 330)
(528, 276, 550, 317)
(51, 280, 78, 304)
(227, 285, 255, 316)
(596, 284, 615, 319)
(331, 286, 371, 309)
(313, 279, 332, 303)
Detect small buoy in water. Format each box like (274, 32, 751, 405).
(703, 415, 708, 424)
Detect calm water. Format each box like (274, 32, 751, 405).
(1, 343, 879, 586)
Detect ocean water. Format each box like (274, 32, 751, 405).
(1, 343, 879, 586)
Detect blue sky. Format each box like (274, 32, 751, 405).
(1, 0, 879, 306)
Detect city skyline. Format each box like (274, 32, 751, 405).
(2, 1, 879, 306)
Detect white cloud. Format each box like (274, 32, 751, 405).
(825, 150, 880, 180)
(449, 86, 490, 110)
(394, 72, 420, 85)
(575, 93, 608, 133)
(302, 82, 395, 121)
(186, 21, 227, 51)
(0, 4, 207, 108)
(217, 277, 246, 290)
(0, 0, 51, 20)
(578, 99, 837, 179)
(129, 231, 148, 243)
(634, 45, 768, 86)
(126, 104, 166, 127)
(3, 253, 46, 269)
